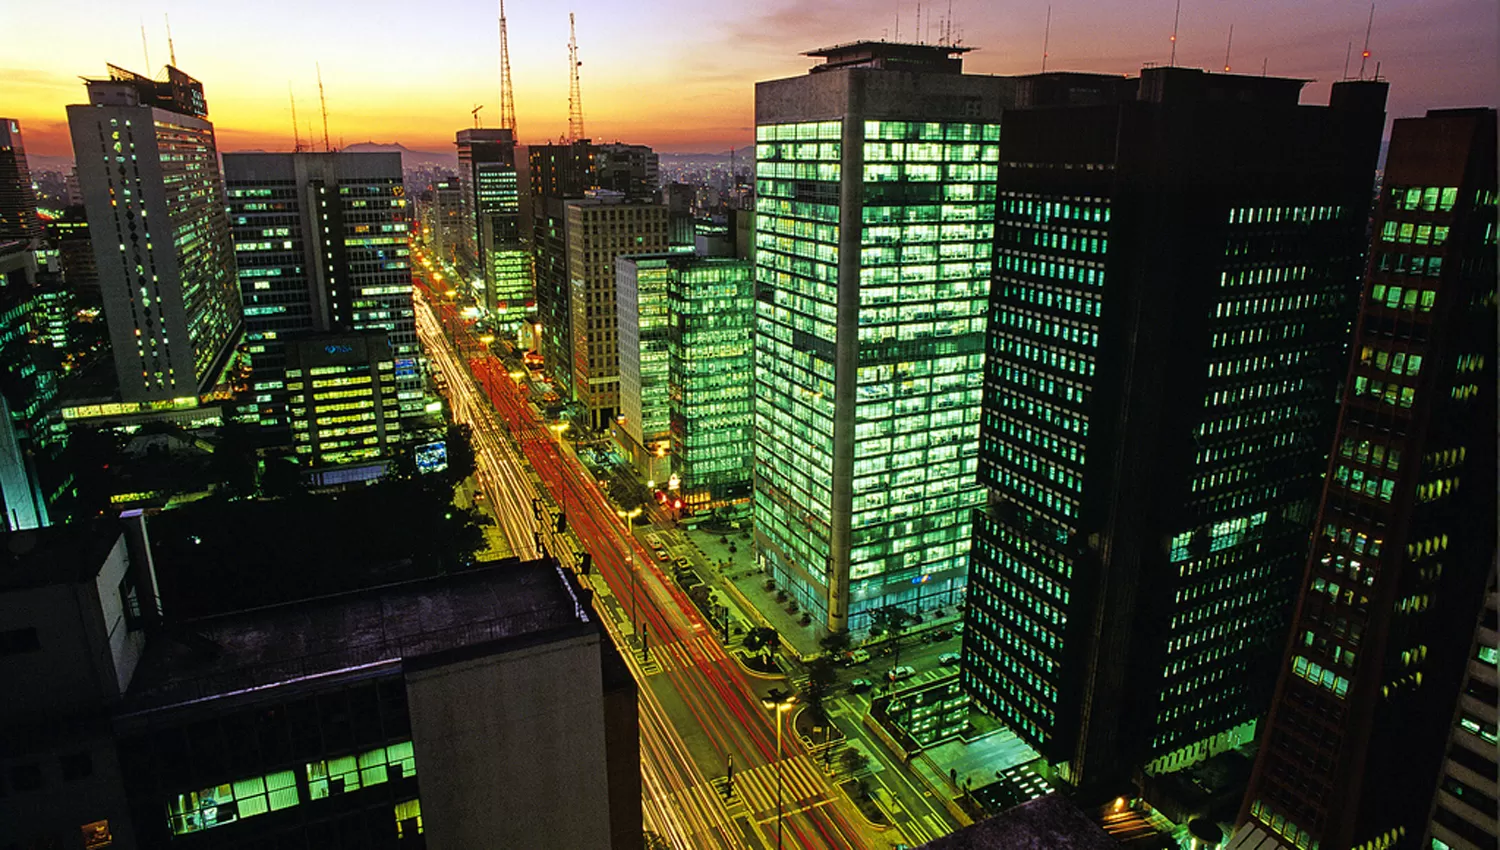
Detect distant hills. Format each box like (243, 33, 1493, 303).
(342, 141, 457, 168)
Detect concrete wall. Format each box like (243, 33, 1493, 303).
(406, 632, 615, 849)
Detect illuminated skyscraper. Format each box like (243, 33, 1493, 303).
(67, 65, 241, 404)
(284, 332, 403, 476)
(529, 140, 596, 397)
(0, 119, 43, 244)
(960, 68, 1389, 795)
(222, 151, 419, 434)
(752, 42, 1012, 633)
(1238, 107, 1496, 850)
(456, 128, 531, 327)
(616, 254, 673, 483)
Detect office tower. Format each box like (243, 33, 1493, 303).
(596, 142, 659, 198)
(456, 129, 531, 326)
(426, 175, 465, 266)
(1238, 108, 1496, 850)
(0, 119, 43, 244)
(616, 254, 673, 483)
(1424, 566, 1498, 850)
(48, 207, 98, 296)
(530, 140, 596, 395)
(222, 151, 419, 435)
(752, 41, 1014, 633)
(670, 256, 754, 507)
(960, 68, 1389, 795)
(66, 64, 240, 405)
(0, 520, 641, 849)
(285, 332, 403, 477)
(566, 193, 669, 429)
(0, 247, 60, 530)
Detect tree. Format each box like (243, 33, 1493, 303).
(743, 627, 779, 665)
(867, 605, 914, 667)
(840, 747, 869, 777)
(58, 425, 120, 521)
(819, 631, 852, 656)
(802, 655, 839, 723)
(443, 423, 477, 487)
(207, 422, 259, 498)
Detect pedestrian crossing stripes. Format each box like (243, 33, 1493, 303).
(638, 634, 731, 676)
(732, 755, 830, 815)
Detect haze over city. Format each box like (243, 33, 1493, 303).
(7, 0, 1498, 157)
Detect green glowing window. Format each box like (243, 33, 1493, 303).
(395, 798, 423, 837)
(167, 770, 298, 835)
(1422, 187, 1440, 211)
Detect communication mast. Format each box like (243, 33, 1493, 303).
(1357, 3, 1375, 80)
(317, 62, 331, 152)
(165, 13, 178, 67)
(499, 0, 518, 136)
(567, 13, 585, 143)
(290, 84, 302, 152)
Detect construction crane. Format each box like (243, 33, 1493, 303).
(472, 104, 484, 129)
(498, 0, 518, 136)
(567, 12, 585, 143)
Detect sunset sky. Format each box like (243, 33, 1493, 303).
(7, 0, 1497, 161)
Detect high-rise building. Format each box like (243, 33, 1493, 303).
(222, 151, 419, 435)
(425, 175, 465, 266)
(285, 331, 403, 475)
(1237, 108, 1496, 850)
(1423, 566, 1498, 850)
(0, 247, 61, 530)
(616, 254, 673, 483)
(565, 193, 669, 429)
(752, 42, 1013, 633)
(960, 68, 1389, 796)
(66, 64, 241, 404)
(530, 141, 596, 397)
(0, 119, 43, 244)
(456, 129, 531, 326)
(669, 256, 754, 508)
(596, 142, 659, 199)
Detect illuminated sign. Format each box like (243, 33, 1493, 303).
(415, 441, 448, 475)
(395, 358, 418, 378)
(324, 344, 354, 355)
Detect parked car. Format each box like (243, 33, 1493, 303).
(656, 550, 670, 562)
(938, 652, 961, 666)
(847, 649, 871, 665)
(932, 629, 954, 642)
(849, 678, 873, 694)
(887, 665, 917, 682)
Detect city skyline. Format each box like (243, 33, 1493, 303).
(8, 0, 1498, 160)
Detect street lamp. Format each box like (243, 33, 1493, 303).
(761, 688, 798, 850)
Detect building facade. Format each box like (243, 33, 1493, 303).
(615, 254, 673, 483)
(752, 42, 1012, 633)
(67, 65, 241, 404)
(456, 129, 531, 327)
(960, 69, 1389, 794)
(1238, 108, 1496, 850)
(0, 118, 43, 244)
(284, 332, 403, 471)
(596, 143, 659, 199)
(565, 194, 669, 429)
(669, 256, 754, 508)
(0, 247, 61, 530)
(222, 152, 419, 436)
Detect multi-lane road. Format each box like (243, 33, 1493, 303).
(410, 265, 907, 849)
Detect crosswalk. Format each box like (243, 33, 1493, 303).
(635, 634, 731, 676)
(726, 754, 831, 815)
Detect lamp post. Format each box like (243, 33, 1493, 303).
(761, 688, 798, 850)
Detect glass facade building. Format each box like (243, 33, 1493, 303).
(670, 257, 754, 508)
(616, 255, 672, 481)
(753, 42, 1014, 633)
(223, 152, 417, 438)
(457, 129, 532, 328)
(961, 69, 1389, 792)
(1240, 108, 1496, 850)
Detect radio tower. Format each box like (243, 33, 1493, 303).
(567, 12, 585, 143)
(499, 0, 518, 137)
(317, 62, 331, 152)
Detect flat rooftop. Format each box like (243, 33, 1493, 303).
(918, 793, 1118, 850)
(121, 559, 593, 715)
(0, 521, 122, 591)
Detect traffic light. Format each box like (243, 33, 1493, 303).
(579, 552, 593, 575)
(531, 498, 542, 521)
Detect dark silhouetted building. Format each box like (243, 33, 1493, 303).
(0, 119, 43, 244)
(960, 67, 1389, 796)
(596, 142, 659, 198)
(529, 140, 596, 399)
(752, 41, 1015, 634)
(66, 64, 241, 405)
(1237, 107, 1496, 850)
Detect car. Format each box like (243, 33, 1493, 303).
(933, 629, 954, 642)
(938, 652, 961, 666)
(655, 550, 670, 562)
(646, 533, 664, 550)
(848, 678, 873, 694)
(887, 665, 916, 682)
(847, 649, 871, 665)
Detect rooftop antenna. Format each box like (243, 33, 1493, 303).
(946, 0, 953, 46)
(498, 0, 518, 137)
(316, 62, 331, 152)
(472, 104, 484, 129)
(140, 20, 151, 76)
(1169, 0, 1181, 67)
(916, 3, 922, 44)
(1223, 24, 1233, 72)
(1262, 57, 1268, 76)
(165, 13, 177, 67)
(567, 13, 585, 143)
(1042, 4, 1052, 72)
(895, 4, 900, 41)
(1357, 3, 1375, 79)
(290, 83, 302, 152)
(1343, 41, 1352, 79)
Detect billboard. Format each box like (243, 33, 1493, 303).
(415, 441, 448, 474)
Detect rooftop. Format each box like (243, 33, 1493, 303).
(0, 521, 122, 592)
(805, 40, 974, 74)
(917, 794, 1119, 850)
(121, 559, 594, 715)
